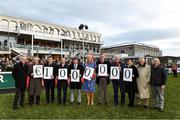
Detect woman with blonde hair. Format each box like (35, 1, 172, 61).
(82, 54, 96, 105)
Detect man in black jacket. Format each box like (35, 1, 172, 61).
(68, 57, 84, 105)
(151, 58, 167, 112)
(110, 55, 125, 106)
(55, 57, 69, 105)
(12, 55, 28, 109)
(44, 56, 56, 104)
(96, 53, 110, 105)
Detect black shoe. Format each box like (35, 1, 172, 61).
(98, 102, 101, 105)
(114, 103, 118, 106)
(70, 102, 74, 105)
(159, 108, 164, 112)
(121, 103, 125, 107)
(13, 106, 18, 110)
(143, 105, 148, 109)
(29, 103, 33, 107)
(105, 102, 108, 105)
(152, 106, 158, 109)
(128, 104, 134, 107)
(77, 102, 81, 105)
(20, 104, 24, 108)
(63, 103, 66, 106)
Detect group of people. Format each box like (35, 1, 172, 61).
(11, 53, 167, 112)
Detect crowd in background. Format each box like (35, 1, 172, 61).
(0, 56, 179, 73)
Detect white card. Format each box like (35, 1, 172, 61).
(71, 69, 80, 82)
(33, 65, 43, 78)
(98, 64, 107, 76)
(58, 68, 68, 80)
(110, 66, 120, 79)
(83, 66, 94, 81)
(123, 68, 133, 82)
(43, 67, 53, 79)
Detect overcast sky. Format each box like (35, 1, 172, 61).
(0, 0, 180, 56)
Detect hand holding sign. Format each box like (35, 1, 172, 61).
(110, 66, 120, 79)
(71, 70, 80, 82)
(98, 64, 108, 76)
(58, 68, 68, 80)
(83, 66, 94, 81)
(123, 68, 133, 82)
(33, 65, 43, 78)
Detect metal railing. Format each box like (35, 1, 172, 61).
(13, 44, 69, 52)
(0, 46, 10, 51)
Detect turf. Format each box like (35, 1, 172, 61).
(0, 74, 179, 119)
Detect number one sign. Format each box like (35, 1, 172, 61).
(110, 67, 120, 79)
(123, 68, 133, 82)
(44, 67, 53, 79)
(83, 66, 94, 81)
(71, 70, 80, 82)
(98, 64, 107, 76)
(58, 68, 68, 80)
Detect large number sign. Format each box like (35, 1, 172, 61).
(123, 68, 133, 82)
(71, 70, 80, 82)
(43, 67, 53, 79)
(83, 66, 94, 81)
(98, 64, 107, 76)
(110, 67, 120, 79)
(33, 65, 43, 78)
(58, 68, 68, 80)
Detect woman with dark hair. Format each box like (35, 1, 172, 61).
(124, 59, 139, 107)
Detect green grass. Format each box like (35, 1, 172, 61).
(0, 74, 179, 119)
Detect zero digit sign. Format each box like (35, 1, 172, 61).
(58, 69, 67, 80)
(60, 69, 65, 77)
(110, 67, 120, 80)
(84, 68, 91, 77)
(72, 71, 78, 79)
(98, 64, 107, 76)
(100, 65, 105, 74)
(125, 69, 131, 79)
(71, 70, 80, 82)
(112, 68, 118, 77)
(83, 66, 94, 81)
(123, 68, 133, 82)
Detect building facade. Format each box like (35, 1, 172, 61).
(0, 15, 102, 59)
(101, 42, 162, 58)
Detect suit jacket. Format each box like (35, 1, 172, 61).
(55, 63, 69, 87)
(96, 60, 111, 84)
(68, 63, 84, 89)
(12, 62, 28, 88)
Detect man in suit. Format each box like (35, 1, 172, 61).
(68, 57, 84, 105)
(43, 56, 56, 104)
(110, 55, 125, 106)
(55, 57, 69, 105)
(12, 55, 28, 109)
